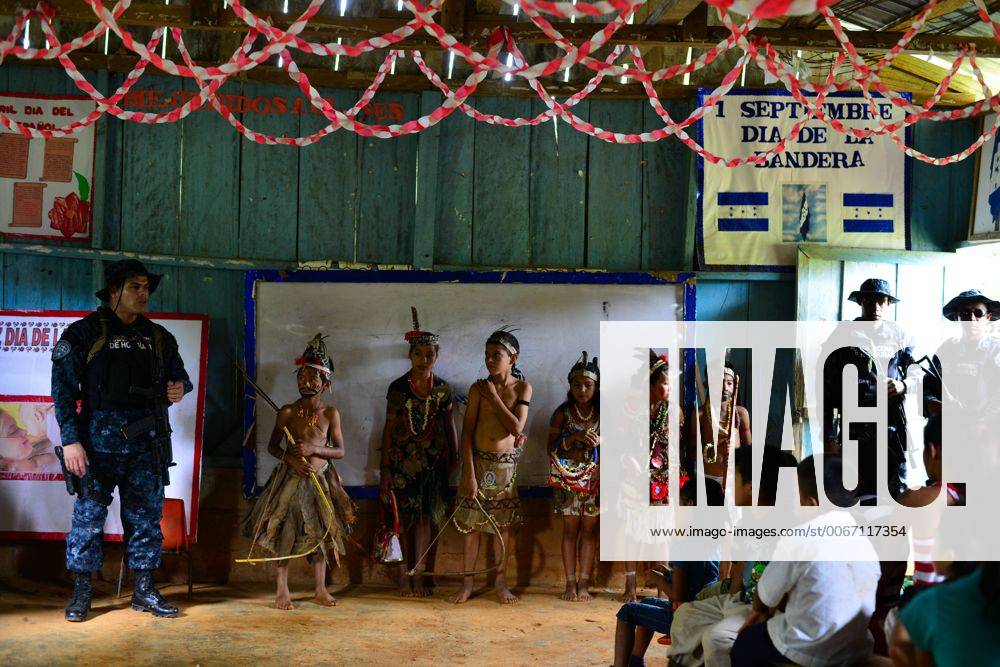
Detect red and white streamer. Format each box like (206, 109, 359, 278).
(0, 0, 997, 167)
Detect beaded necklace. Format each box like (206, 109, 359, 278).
(404, 372, 436, 438)
(650, 400, 669, 444)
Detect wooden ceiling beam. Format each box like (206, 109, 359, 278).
(4, 2, 1000, 54)
(890, 53, 982, 97)
(885, 0, 971, 31)
(9, 48, 978, 106)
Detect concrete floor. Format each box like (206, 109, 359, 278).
(0, 578, 672, 666)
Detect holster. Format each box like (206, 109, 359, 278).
(121, 399, 175, 487)
(54, 446, 94, 499)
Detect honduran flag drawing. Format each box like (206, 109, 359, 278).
(842, 193, 894, 233)
(717, 192, 769, 232)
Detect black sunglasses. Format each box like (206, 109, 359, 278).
(958, 308, 988, 320)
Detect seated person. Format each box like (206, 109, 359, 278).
(731, 455, 881, 667)
(668, 446, 796, 667)
(612, 479, 722, 667)
(889, 564, 1000, 667)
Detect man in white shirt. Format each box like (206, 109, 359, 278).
(730, 455, 881, 667)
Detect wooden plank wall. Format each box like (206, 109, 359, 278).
(0, 66, 978, 458)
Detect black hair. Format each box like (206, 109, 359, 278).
(487, 329, 524, 380)
(680, 477, 724, 506)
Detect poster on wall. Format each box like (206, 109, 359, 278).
(0, 311, 208, 541)
(0, 93, 98, 242)
(970, 112, 1000, 241)
(697, 89, 911, 270)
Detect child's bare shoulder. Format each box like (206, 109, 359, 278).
(516, 379, 533, 396)
(277, 404, 296, 418)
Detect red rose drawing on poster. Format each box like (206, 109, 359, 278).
(48, 172, 92, 238)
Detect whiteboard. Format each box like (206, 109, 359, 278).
(251, 275, 691, 487)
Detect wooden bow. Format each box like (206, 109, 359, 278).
(234, 365, 336, 566)
(406, 493, 506, 578)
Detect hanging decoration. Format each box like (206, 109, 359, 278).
(0, 0, 997, 168)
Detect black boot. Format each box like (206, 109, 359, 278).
(65, 572, 92, 622)
(131, 569, 179, 618)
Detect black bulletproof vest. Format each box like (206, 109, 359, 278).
(84, 312, 159, 411)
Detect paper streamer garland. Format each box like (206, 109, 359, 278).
(703, 0, 840, 19)
(0, 0, 998, 168)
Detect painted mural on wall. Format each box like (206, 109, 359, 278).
(697, 90, 910, 270)
(0, 93, 97, 242)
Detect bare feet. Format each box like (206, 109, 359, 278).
(275, 589, 295, 610)
(560, 581, 578, 602)
(412, 576, 432, 598)
(576, 579, 593, 602)
(451, 582, 474, 604)
(618, 575, 638, 603)
(397, 569, 414, 597)
(495, 582, 518, 604)
(314, 589, 338, 607)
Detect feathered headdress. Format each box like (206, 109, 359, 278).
(486, 326, 520, 356)
(649, 350, 668, 377)
(295, 333, 334, 376)
(403, 306, 440, 347)
(568, 351, 600, 383)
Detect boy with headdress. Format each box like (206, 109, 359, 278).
(241, 334, 355, 610)
(379, 308, 458, 597)
(452, 328, 532, 604)
(548, 351, 600, 601)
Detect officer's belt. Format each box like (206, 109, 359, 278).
(121, 412, 160, 441)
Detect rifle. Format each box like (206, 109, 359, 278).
(120, 330, 174, 486)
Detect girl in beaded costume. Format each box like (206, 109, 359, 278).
(241, 334, 355, 610)
(621, 351, 688, 603)
(548, 351, 601, 602)
(379, 308, 458, 597)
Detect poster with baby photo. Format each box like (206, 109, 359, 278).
(0, 399, 60, 479)
(0, 310, 208, 541)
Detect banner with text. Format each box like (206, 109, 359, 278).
(0, 93, 97, 242)
(0, 311, 208, 541)
(697, 90, 909, 270)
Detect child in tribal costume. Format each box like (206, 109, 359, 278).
(241, 334, 355, 610)
(621, 351, 687, 603)
(649, 351, 687, 506)
(549, 351, 600, 601)
(379, 308, 458, 597)
(452, 328, 532, 604)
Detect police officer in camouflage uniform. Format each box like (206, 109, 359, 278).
(51, 260, 192, 622)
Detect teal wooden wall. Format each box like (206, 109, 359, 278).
(0, 65, 977, 459)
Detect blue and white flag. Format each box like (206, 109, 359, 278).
(697, 90, 908, 269)
(842, 193, 894, 233)
(717, 192, 769, 232)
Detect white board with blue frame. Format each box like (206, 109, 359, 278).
(244, 269, 695, 495)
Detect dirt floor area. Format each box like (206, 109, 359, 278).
(0, 578, 674, 666)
